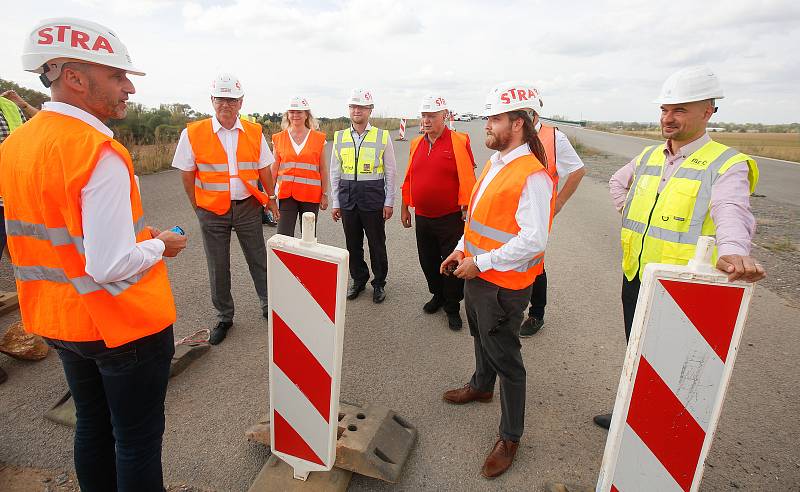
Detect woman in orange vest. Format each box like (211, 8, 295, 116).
(271, 96, 329, 237)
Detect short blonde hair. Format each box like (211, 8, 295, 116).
(281, 110, 319, 130)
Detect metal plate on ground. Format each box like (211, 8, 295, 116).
(0, 291, 19, 316)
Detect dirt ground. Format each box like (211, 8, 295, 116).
(0, 463, 213, 492)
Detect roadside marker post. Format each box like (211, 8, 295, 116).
(597, 237, 755, 492)
(396, 118, 407, 141)
(267, 212, 349, 481)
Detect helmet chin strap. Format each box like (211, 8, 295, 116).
(39, 61, 64, 88)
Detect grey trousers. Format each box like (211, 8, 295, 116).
(465, 277, 532, 442)
(196, 197, 268, 323)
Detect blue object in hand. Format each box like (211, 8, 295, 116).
(170, 226, 185, 236)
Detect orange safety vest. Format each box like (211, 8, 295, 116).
(0, 111, 176, 347)
(272, 129, 326, 203)
(402, 130, 476, 207)
(187, 118, 270, 215)
(463, 154, 547, 290)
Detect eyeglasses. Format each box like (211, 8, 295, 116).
(213, 97, 241, 106)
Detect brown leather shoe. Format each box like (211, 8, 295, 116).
(481, 438, 519, 478)
(442, 384, 492, 404)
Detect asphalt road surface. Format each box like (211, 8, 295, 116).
(1, 120, 798, 491)
(557, 125, 799, 206)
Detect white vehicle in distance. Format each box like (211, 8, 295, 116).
(453, 113, 472, 121)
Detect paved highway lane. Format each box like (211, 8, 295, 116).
(557, 125, 799, 206)
(0, 119, 798, 491)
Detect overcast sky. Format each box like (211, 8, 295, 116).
(1, 0, 798, 123)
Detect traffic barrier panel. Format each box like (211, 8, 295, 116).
(396, 118, 406, 141)
(267, 212, 349, 480)
(597, 237, 756, 492)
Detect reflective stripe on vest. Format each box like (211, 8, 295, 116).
(0, 111, 176, 347)
(5, 216, 146, 256)
(464, 218, 544, 273)
(334, 127, 387, 180)
(620, 140, 759, 280)
(272, 129, 325, 202)
(463, 153, 546, 289)
(187, 118, 266, 214)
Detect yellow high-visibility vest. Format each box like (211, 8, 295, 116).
(621, 140, 758, 280)
(333, 127, 388, 181)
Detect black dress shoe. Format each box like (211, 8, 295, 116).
(372, 286, 386, 303)
(346, 282, 366, 300)
(209, 321, 233, 345)
(423, 295, 444, 314)
(593, 413, 612, 430)
(446, 311, 463, 331)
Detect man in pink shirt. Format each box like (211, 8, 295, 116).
(594, 66, 767, 431)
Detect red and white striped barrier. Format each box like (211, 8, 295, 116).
(597, 237, 755, 492)
(398, 118, 406, 140)
(448, 112, 455, 130)
(267, 213, 349, 480)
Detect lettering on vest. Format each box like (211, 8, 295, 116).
(37, 26, 115, 53)
(691, 158, 708, 166)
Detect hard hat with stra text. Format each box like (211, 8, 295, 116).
(654, 66, 724, 104)
(419, 94, 448, 114)
(347, 88, 375, 107)
(211, 73, 244, 98)
(22, 17, 144, 87)
(287, 96, 311, 111)
(482, 82, 544, 117)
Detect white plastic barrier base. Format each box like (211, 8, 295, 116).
(597, 237, 755, 492)
(267, 213, 349, 480)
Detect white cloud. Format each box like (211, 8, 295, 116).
(1, 0, 798, 123)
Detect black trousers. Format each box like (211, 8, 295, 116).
(341, 206, 387, 287)
(45, 327, 174, 492)
(527, 268, 547, 318)
(621, 274, 641, 342)
(414, 212, 464, 313)
(277, 196, 319, 237)
(466, 277, 532, 442)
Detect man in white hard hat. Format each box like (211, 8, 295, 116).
(440, 82, 553, 478)
(518, 88, 587, 337)
(0, 17, 187, 491)
(173, 74, 279, 345)
(400, 95, 476, 330)
(592, 65, 766, 431)
(330, 88, 397, 303)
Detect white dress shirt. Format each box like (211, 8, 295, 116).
(290, 129, 311, 154)
(456, 143, 553, 273)
(329, 122, 397, 208)
(40, 102, 165, 284)
(536, 121, 586, 178)
(172, 116, 274, 200)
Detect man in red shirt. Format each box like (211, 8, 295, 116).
(401, 95, 476, 330)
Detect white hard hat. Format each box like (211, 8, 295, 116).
(211, 73, 244, 98)
(482, 82, 544, 117)
(22, 17, 144, 87)
(654, 66, 724, 104)
(347, 88, 375, 107)
(287, 96, 311, 111)
(419, 94, 448, 114)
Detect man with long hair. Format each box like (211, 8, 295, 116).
(440, 82, 552, 478)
